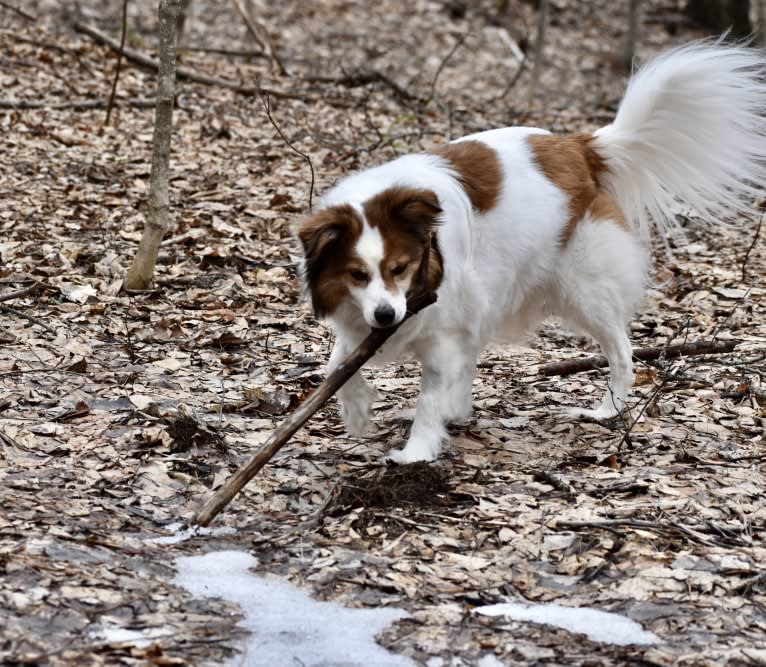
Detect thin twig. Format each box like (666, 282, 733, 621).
(539, 339, 740, 377)
(0, 0, 35, 21)
(72, 21, 312, 102)
(307, 68, 423, 104)
(179, 45, 268, 58)
(0, 97, 155, 110)
(733, 570, 766, 595)
(615, 376, 668, 454)
(533, 470, 574, 496)
(493, 57, 527, 102)
(741, 201, 764, 281)
(555, 518, 718, 546)
(105, 0, 129, 126)
(260, 92, 315, 211)
(0, 281, 43, 303)
(428, 32, 468, 103)
(0, 303, 56, 334)
(230, 0, 288, 76)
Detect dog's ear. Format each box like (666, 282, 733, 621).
(365, 187, 442, 242)
(393, 189, 442, 231)
(298, 205, 360, 265)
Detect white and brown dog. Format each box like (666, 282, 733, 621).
(298, 43, 766, 464)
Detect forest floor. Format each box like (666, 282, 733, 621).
(0, 1, 764, 665)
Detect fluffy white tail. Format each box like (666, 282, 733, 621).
(593, 42, 766, 242)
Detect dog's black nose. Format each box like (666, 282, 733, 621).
(374, 304, 396, 327)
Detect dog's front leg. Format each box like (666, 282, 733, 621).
(328, 336, 377, 436)
(387, 334, 476, 464)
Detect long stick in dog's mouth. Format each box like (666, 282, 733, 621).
(193, 241, 437, 527)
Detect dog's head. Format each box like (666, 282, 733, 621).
(298, 187, 443, 328)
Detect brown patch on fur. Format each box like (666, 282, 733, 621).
(364, 187, 444, 294)
(298, 205, 363, 317)
(528, 132, 611, 243)
(432, 140, 503, 212)
(588, 192, 630, 232)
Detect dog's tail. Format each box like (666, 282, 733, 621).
(592, 41, 766, 242)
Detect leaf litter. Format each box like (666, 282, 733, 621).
(0, 0, 764, 665)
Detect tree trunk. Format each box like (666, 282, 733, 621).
(685, 0, 751, 37)
(176, 0, 192, 46)
(757, 0, 766, 45)
(620, 0, 641, 72)
(526, 0, 548, 108)
(124, 0, 180, 290)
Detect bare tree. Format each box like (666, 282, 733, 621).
(685, 0, 751, 37)
(757, 0, 766, 45)
(620, 0, 641, 72)
(124, 0, 181, 290)
(526, 0, 548, 108)
(231, 0, 288, 75)
(176, 0, 192, 46)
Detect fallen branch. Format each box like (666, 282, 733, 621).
(305, 68, 422, 104)
(734, 570, 766, 595)
(0, 0, 35, 21)
(0, 97, 156, 110)
(0, 303, 56, 334)
(0, 281, 43, 303)
(539, 339, 739, 377)
(554, 518, 717, 546)
(73, 21, 313, 102)
(194, 243, 438, 526)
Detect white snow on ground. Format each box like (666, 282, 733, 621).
(173, 550, 414, 667)
(88, 623, 167, 647)
(474, 602, 661, 646)
(147, 521, 237, 545)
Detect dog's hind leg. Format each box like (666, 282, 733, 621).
(565, 322, 633, 420)
(554, 217, 648, 421)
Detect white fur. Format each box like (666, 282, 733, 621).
(317, 43, 766, 463)
(347, 224, 410, 327)
(593, 41, 766, 242)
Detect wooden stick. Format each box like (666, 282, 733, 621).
(73, 21, 312, 102)
(194, 242, 437, 526)
(104, 0, 129, 127)
(0, 281, 43, 303)
(0, 97, 155, 110)
(539, 339, 740, 377)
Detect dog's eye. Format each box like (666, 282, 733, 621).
(391, 263, 408, 277)
(349, 268, 370, 283)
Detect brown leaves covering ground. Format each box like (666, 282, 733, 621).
(0, 1, 764, 665)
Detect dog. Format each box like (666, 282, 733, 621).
(297, 42, 766, 464)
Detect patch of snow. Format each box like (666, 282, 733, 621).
(474, 602, 661, 646)
(89, 623, 162, 648)
(147, 521, 237, 545)
(173, 550, 413, 666)
(477, 654, 506, 667)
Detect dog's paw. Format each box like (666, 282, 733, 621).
(340, 385, 377, 435)
(385, 437, 441, 464)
